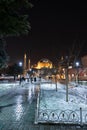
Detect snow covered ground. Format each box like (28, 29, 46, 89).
(40, 82, 87, 110)
(37, 81, 87, 124)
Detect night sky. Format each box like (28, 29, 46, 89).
(6, 0, 87, 66)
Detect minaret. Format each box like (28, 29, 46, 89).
(28, 59, 30, 70)
(23, 53, 27, 75)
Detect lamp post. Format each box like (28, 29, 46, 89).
(18, 62, 23, 84)
(65, 66, 69, 102)
(75, 61, 79, 85)
(19, 62, 22, 67)
(65, 56, 69, 102)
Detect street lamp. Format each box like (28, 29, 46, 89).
(19, 62, 22, 67)
(76, 62, 79, 67)
(75, 61, 80, 85)
(18, 62, 23, 84)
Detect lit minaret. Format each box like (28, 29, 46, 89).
(28, 59, 30, 70)
(23, 53, 27, 75)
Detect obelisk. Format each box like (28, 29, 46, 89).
(23, 53, 27, 75)
(28, 59, 30, 70)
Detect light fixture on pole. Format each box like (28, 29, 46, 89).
(19, 62, 22, 67)
(75, 61, 80, 84)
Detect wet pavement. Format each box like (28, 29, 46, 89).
(0, 82, 37, 130)
(0, 82, 87, 130)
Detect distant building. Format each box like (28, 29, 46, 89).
(81, 55, 87, 67)
(35, 58, 53, 69)
(68, 55, 87, 81)
(23, 54, 53, 76)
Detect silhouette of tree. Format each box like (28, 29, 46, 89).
(0, 0, 33, 69)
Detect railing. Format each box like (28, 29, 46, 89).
(35, 107, 87, 125)
(38, 109, 80, 124)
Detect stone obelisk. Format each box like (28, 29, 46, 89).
(28, 59, 30, 70)
(23, 53, 27, 75)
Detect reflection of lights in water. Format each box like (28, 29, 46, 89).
(28, 87, 32, 100)
(32, 84, 35, 94)
(15, 95, 23, 121)
(28, 85, 35, 102)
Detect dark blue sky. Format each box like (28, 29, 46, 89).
(6, 0, 87, 65)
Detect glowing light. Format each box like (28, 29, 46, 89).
(76, 62, 79, 67)
(19, 62, 22, 67)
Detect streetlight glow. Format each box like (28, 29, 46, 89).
(76, 62, 79, 67)
(19, 62, 22, 67)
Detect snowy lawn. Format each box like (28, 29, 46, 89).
(40, 82, 87, 110)
(38, 82, 87, 123)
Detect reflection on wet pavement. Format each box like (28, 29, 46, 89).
(0, 83, 37, 130)
(15, 95, 24, 121)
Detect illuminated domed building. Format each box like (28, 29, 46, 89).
(36, 58, 53, 69)
(23, 54, 53, 70)
(23, 54, 53, 77)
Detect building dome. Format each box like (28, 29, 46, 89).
(36, 58, 53, 69)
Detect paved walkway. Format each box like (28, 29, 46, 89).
(0, 100, 36, 130)
(0, 82, 87, 130)
(0, 82, 37, 130)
